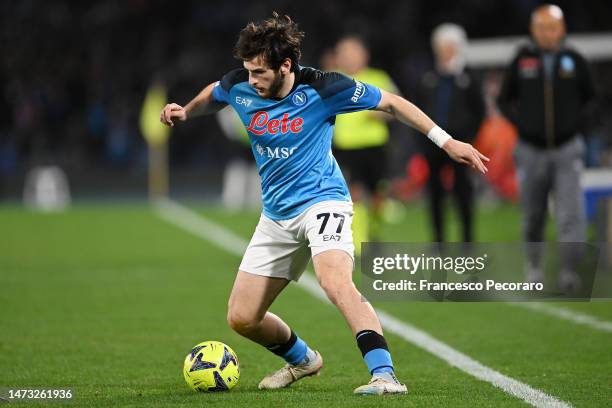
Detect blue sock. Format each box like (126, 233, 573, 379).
(265, 330, 309, 365)
(282, 336, 307, 365)
(356, 330, 395, 374)
(364, 349, 394, 374)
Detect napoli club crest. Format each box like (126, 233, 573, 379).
(292, 91, 307, 106)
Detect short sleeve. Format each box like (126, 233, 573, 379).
(303, 70, 382, 116)
(211, 81, 230, 104)
(324, 76, 382, 116)
(211, 68, 249, 105)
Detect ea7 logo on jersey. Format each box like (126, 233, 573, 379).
(255, 143, 297, 159)
(247, 111, 304, 136)
(351, 81, 365, 103)
(323, 234, 341, 241)
(235, 96, 252, 107)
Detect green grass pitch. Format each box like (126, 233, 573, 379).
(1, 203, 610, 407)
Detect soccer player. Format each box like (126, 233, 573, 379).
(161, 13, 488, 395)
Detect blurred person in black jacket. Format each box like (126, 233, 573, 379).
(497, 4, 596, 290)
(417, 23, 485, 242)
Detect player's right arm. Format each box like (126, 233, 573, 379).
(318, 70, 489, 174)
(160, 82, 225, 127)
(376, 90, 489, 174)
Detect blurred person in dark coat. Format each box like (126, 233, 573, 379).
(417, 23, 484, 242)
(497, 4, 596, 290)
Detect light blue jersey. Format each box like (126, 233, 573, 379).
(211, 67, 382, 220)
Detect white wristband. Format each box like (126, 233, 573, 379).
(427, 126, 453, 148)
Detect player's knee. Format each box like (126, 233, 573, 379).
(319, 278, 338, 304)
(318, 274, 355, 305)
(315, 254, 354, 303)
(226, 308, 259, 335)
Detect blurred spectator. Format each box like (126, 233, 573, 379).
(332, 36, 399, 252)
(497, 4, 596, 290)
(0, 1, 610, 199)
(416, 23, 484, 242)
(319, 47, 337, 72)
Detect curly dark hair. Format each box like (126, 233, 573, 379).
(234, 12, 305, 72)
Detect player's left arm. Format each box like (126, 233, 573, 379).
(368, 74, 399, 121)
(160, 82, 226, 127)
(375, 89, 489, 174)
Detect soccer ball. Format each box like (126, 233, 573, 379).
(183, 341, 240, 392)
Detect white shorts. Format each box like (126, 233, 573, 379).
(239, 200, 355, 281)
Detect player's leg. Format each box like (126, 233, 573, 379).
(312, 250, 381, 334)
(227, 271, 290, 346)
(306, 201, 407, 395)
(233, 214, 322, 389)
(311, 250, 406, 395)
(228, 270, 323, 389)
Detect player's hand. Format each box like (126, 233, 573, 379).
(442, 139, 490, 174)
(160, 103, 187, 127)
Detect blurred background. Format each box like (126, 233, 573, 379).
(2, 2, 611, 404)
(2, 0, 611, 205)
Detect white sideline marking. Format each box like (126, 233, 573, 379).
(511, 302, 612, 333)
(154, 198, 572, 408)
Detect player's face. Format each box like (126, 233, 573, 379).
(531, 12, 565, 50)
(244, 56, 287, 99)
